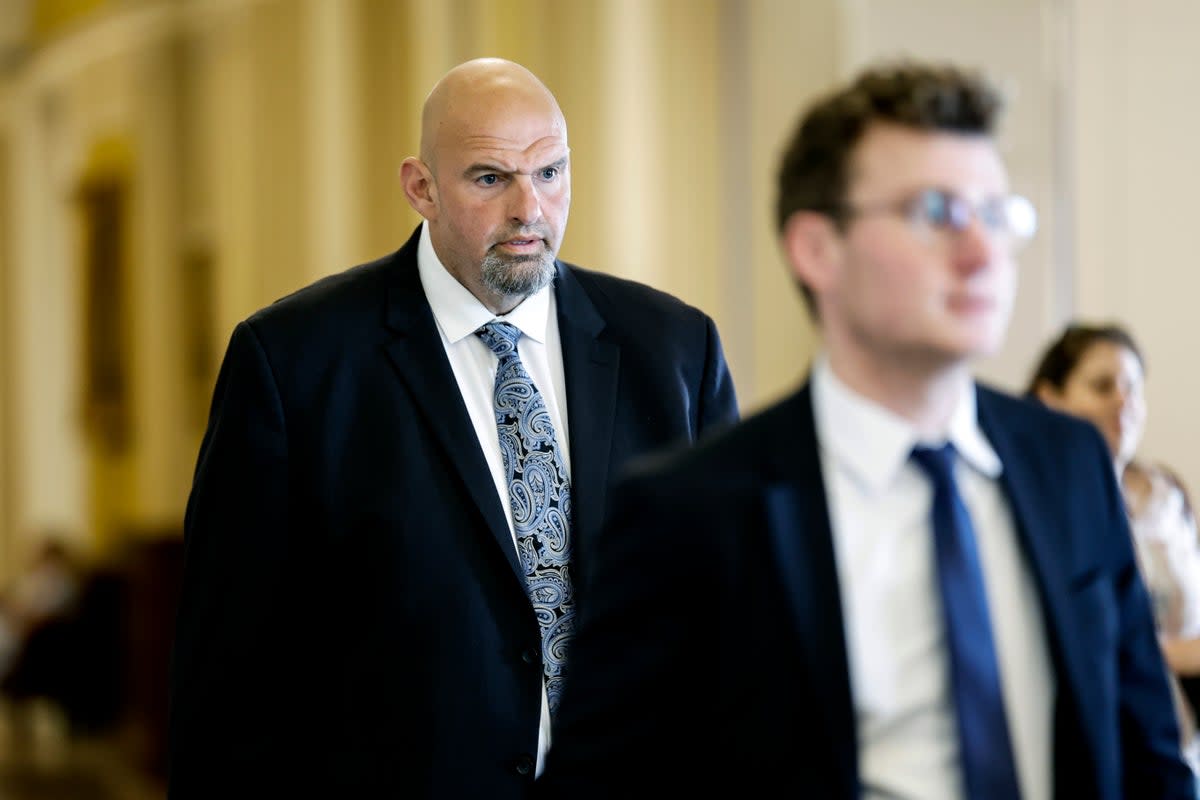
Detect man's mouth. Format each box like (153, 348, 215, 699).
(493, 236, 547, 255)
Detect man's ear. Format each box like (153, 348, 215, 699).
(400, 157, 437, 220)
(781, 211, 841, 295)
(1033, 380, 1060, 407)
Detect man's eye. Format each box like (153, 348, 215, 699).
(913, 189, 953, 227)
(539, 167, 558, 180)
(978, 199, 1007, 230)
(477, 174, 499, 186)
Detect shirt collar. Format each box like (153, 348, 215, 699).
(812, 355, 1002, 494)
(416, 221, 553, 344)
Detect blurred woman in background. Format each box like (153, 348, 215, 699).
(1028, 322, 1200, 774)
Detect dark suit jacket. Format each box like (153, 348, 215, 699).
(166, 225, 738, 799)
(537, 382, 1194, 799)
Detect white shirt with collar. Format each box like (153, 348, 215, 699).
(416, 221, 570, 777)
(811, 356, 1054, 800)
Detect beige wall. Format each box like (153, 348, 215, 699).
(1070, 0, 1200, 496)
(741, 0, 839, 406)
(1, 0, 1199, 562)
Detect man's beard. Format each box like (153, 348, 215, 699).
(481, 248, 556, 297)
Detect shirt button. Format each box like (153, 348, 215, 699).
(514, 754, 535, 776)
(521, 648, 538, 665)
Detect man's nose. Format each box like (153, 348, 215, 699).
(508, 175, 542, 226)
(1114, 384, 1135, 409)
(952, 216, 1000, 274)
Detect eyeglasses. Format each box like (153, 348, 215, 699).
(836, 188, 1038, 247)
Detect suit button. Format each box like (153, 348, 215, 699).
(514, 754, 535, 776)
(521, 648, 538, 665)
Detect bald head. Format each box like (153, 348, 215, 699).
(399, 57, 572, 315)
(419, 58, 566, 173)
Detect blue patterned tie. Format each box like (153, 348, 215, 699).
(910, 444, 1023, 800)
(477, 321, 575, 716)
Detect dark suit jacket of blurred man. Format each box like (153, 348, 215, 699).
(166, 223, 738, 799)
(537, 382, 1195, 800)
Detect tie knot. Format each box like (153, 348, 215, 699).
(477, 321, 522, 358)
(910, 442, 958, 485)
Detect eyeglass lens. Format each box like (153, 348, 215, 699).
(912, 189, 1036, 240)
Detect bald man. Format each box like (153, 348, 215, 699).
(167, 58, 738, 799)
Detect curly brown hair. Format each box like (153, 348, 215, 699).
(775, 61, 1006, 233)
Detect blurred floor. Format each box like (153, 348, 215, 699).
(0, 699, 164, 800)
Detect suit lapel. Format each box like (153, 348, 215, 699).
(381, 229, 522, 581)
(761, 387, 859, 799)
(554, 266, 620, 547)
(976, 388, 1105, 772)
(978, 393, 1072, 630)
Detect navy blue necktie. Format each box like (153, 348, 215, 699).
(477, 321, 575, 717)
(910, 444, 1023, 800)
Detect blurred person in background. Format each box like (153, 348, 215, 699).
(0, 537, 83, 748)
(167, 57, 738, 799)
(536, 61, 1192, 799)
(1029, 321, 1200, 775)
(0, 592, 18, 682)
(5, 539, 81, 633)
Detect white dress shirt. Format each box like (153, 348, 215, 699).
(416, 221, 570, 776)
(812, 357, 1054, 800)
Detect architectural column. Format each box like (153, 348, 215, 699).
(8, 80, 89, 556)
(304, 0, 365, 279)
(129, 36, 190, 530)
(207, 4, 259, 347)
(598, 0, 664, 288)
(0, 101, 15, 581)
(740, 0, 838, 409)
